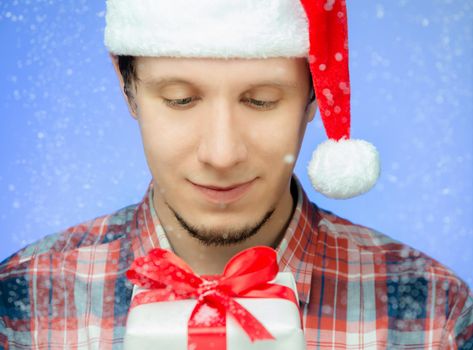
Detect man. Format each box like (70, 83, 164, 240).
(1, 0, 472, 349)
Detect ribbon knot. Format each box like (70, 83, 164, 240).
(126, 246, 299, 350)
(197, 279, 220, 297)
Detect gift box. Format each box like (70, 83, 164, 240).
(123, 247, 306, 350)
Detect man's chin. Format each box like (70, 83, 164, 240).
(186, 230, 257, 247)
(168, 201, 276, 247)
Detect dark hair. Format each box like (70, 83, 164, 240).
(117, 55, 136, 99)
(117, 55, 315, 103)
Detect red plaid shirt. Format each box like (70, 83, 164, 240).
(1, 174, 472, 349)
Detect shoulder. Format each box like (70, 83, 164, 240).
(314, 204, 464, 283)
(0, 202, 139, 344)
(313, 203, 473, 345)
(0, 202, 138, 275)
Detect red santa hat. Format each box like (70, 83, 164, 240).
(104, 0, 381, 199)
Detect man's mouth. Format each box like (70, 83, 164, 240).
(190, 179, 256, 204)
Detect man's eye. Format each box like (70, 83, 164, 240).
(162, 97, 196, 108)
(243, 98, 278, 110)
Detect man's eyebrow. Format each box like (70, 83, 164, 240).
(246, 80, 299, 90)
(139, 77, 299, 90)
(139, 77, 195, 89)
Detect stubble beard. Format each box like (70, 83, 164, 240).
(165, 201, 276, 247)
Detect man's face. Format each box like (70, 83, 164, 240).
(123, 56, 315, 244)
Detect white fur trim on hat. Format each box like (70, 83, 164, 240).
(104, 0, 309, 58)
(307, 139, 381, 199)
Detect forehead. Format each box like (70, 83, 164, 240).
(134, 56, 310, 86)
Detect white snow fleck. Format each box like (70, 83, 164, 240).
(376, 4, 384, 19)
(441, 188, 451, 195)
(284, 154, 295, 164)
(387, 175, 398, 183)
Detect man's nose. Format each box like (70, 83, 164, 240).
(197, 101, 248, 170)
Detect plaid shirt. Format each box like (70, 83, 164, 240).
(1, 174, 472, 349)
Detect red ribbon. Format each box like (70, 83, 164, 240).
(126, 246, 299, 350)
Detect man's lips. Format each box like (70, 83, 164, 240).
(190, 179, 256, 203)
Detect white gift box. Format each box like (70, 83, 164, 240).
(124, 272, 306, 350)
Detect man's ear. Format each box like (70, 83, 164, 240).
(305, 99, 317, 123)
(109, 53, 138, 119)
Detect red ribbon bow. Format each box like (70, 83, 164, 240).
(126, 246, 299, 350)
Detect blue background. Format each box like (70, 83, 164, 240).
(0, 1, 472, 287)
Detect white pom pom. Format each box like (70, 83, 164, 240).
(307, 139, 381, 199)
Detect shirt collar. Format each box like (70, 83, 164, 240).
(274, 174, 318, 305)
(129, 173, 319, 305)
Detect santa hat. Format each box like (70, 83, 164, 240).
(104, 0, 381, 199)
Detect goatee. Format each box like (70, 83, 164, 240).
(166, 202, 276, 247)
